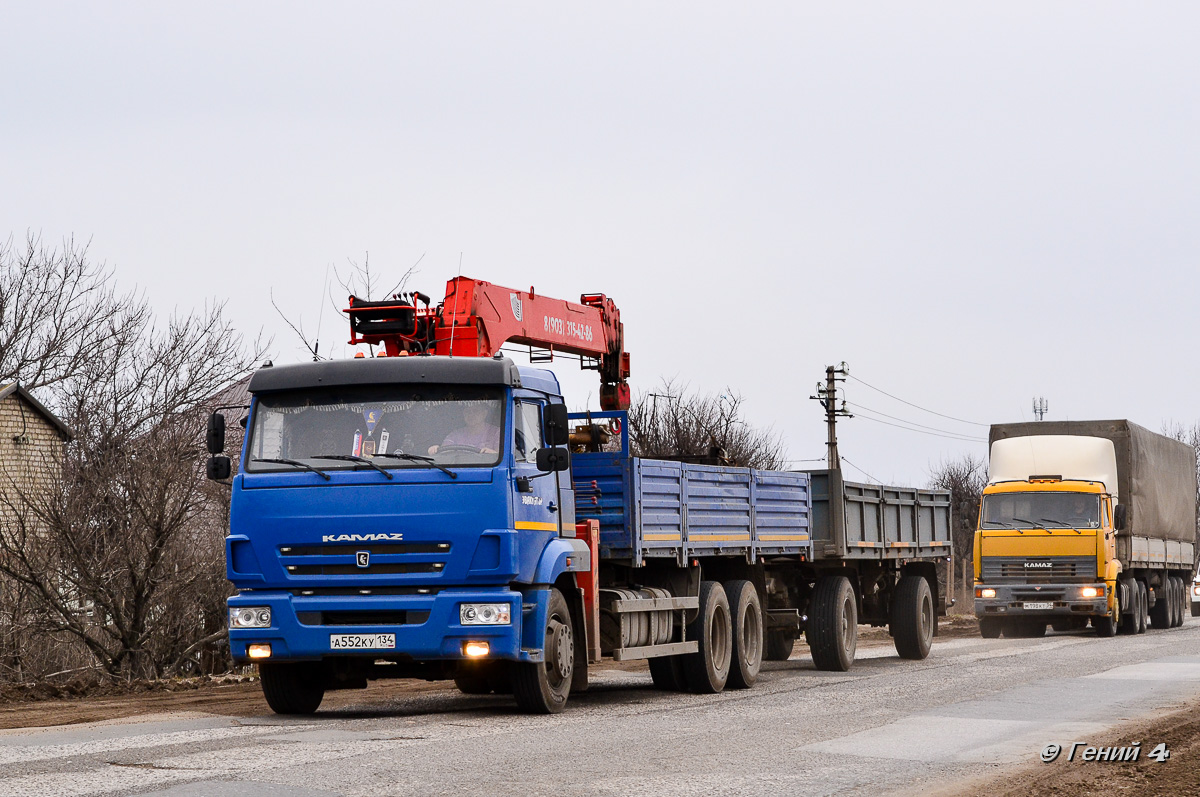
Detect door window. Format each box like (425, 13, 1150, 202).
(514, 401, 543, 464)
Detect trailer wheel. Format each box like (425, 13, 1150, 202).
(764, 631, 795, 661)
(1177, 578, 1188, 626)
(1136, 581, 1148, 634)
(648, 655, 688, 691)
(681, 580, 732, 693)
(1150, 581, 1171, 629)
(808, 575, 857, 671)
(512, 588, 574, 714)
(724, 580, 763, 689)
(259, 662, 325, 715)
(979, 616, 1002, 638)
(892, 575, 933, 660)
(1172, 578, 1185, 627)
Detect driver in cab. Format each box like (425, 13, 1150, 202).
(428, 403, 501, 455)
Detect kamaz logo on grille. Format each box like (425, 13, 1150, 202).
(321, 533, 404, 543)
(356, 551, 370, 568)
(1024, 561, 1053, 569)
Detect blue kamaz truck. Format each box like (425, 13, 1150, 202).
(206, 278, 952, 713)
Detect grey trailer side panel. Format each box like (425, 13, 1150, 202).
(807, 469, 952, 560)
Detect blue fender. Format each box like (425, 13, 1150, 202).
(532, 536, 592, 585)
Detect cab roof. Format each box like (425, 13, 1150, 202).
(248, 355, 525, 394)
(984, 479, 1108, 495)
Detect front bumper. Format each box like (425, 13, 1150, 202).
(975, 583, 1109, 618)
(228, 587, 532, 664)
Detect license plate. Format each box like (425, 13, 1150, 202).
(1023, 602, 1053, 610)
(330, 633, 396, 650)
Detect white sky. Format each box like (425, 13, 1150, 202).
(3, 3, 1198, 485)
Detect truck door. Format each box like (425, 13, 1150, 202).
(513, 399, 561, 532)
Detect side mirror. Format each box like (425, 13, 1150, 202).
(207, 455, 232, 480)
(536, 447, 570, 473)
(544, 404, 570, 447)
(207, 413, 226, 454)
(1114, 504, 1128, 531)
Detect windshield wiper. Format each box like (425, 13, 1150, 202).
(312, 454, 394, 480)
(1012, 516, 1046, 530)
(372, 452, 458, 479)
(252, 458, 332, 481)
(982, 520, 1014, 529)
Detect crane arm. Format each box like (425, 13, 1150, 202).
(346, 276, 631, 410)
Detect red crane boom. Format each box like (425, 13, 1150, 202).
(346, 276, 631, 410)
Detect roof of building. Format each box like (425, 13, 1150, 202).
(0, 383, 74, 441)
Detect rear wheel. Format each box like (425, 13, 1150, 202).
(892, 575, 934, 660)
(724, 580, 763, 689)
(681, 581, 732, 693)
(259, 662, 325, 715)
(764, 631, 795, 661)
(1119, 579, 1138, 635)
(808, 575, 857, 671)
(648, 655, 687, 691)
(512, 588, 574, 713)
(1136, 581, 1148, 634)
(979, 616, 1002, 638)
(1173, 578, 1186, 627)
(1150, 581, 1171, 629)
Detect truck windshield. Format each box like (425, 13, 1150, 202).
(980, 492, 1100, 529)
(245, 385, 504, 472)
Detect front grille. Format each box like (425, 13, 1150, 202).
(285, 563, 444, 576)
(296, 610, 431, 626)
(277, 541, 451, 578)
(980, 556, 1095, 584)
(288, 587, 441, 597)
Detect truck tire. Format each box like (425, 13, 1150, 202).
(892, 575, 933, 660)
(1136, 581, 1148, 634)
(1173, 578, 1185, 627)
(259, 662, 325, 715)
(512, 588, 574, 713)
(1118, 579, 1138, 635)
(724, 580, 763, 689)
(1094, 610, 1117, 637)
(764, 631, 795, 661)
(808, 575, 857, 671)
(979, 616, 1002, 638)
(681, 580, 733, 693)
(1150, 581, 1171, 629)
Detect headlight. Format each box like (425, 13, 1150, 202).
(977, 588, 996, 599)
(1193, 585, 1200, 597)
(229, 606, 272, 628)
(1081, 586, 1101, 598)
(460, 603, 511, 625)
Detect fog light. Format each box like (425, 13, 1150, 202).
(230, 606, 272, 629)
(463, 641, 490, 657)
(1081, 586, 1101, 598)
(247, 643, 272, 659)
(977, 588, 996, 599)
(460, 603, 511, 625)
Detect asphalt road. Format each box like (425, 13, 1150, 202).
(5, 622, 1200, 797)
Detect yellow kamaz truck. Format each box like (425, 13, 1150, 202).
(974, 420, 1197, 638)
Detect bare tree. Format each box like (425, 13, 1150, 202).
(626, 379, 787, 469)
(0, 262, 265, 680)
(928, 454, 987, 610)
(0, 234, 142, 394)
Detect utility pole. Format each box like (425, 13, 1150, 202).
(810, 362, 852, 470)
(1033, 397, 1048, 421)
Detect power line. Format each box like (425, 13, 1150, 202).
(852, 410, 988, 443)
(846, 401, 987, 441)
(847, 373, 989, 428)
(841, 456, 881, 484)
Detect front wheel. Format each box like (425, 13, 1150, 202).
(259, 662, 325, 715)
(512, 588, 574, 713)
(808, 575, 857, 671)
(892, 575, 934, 659)
(979, 616, 1002, 638)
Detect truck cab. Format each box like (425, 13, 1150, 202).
(222, 355, 591, 712)
(974, 478, 1119, 637)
